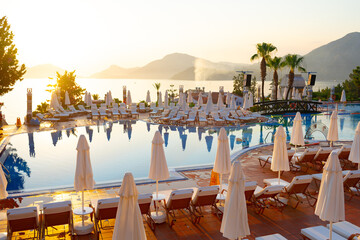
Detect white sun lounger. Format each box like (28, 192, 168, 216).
(301, 225, 346, 240)
(37, 113, 60, 122)
(327, 221, 360, 239)
(255, 233, 288, 240)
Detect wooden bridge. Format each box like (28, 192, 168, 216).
(254, 100, 323, 115)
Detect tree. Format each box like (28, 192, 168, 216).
(282, 54, 306, 100)
(233, 72, 244, 96)
(35, 102, 49, 114)
(250, 76, 257, 96)
(267, 56, 284, 101)
(47, 71, 85, 106)
(153, 82, 161, 102)
(0, 16, 26, 96)
(250, 43, 277, 102)
(342, 66, 360, 101)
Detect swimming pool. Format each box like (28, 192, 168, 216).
(2, 108, 360, 193)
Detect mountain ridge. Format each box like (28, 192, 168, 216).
(25, 32, 360, 81)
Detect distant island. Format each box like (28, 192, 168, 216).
(24, 32, 360, 81)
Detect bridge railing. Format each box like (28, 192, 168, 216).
(254, 100, 323, 115)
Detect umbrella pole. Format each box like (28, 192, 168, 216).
(278, 171, 281, 185)
(219, 173, 223, 206)
(294, 144, 297, 154)
(329, 221, 333, 240)
(82, 190, 85, 226)
(156, 180, 159, 216)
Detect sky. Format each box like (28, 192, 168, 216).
(1, 0, 360, 76)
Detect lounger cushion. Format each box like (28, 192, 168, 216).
(301, 225, 346, 240)
(286, 175, 313, 190)
(43, 201, 72, 215)
(312, 173, 323, 181)
(259, 155, 273, 163)
(166, 189, 194, 208)
(194, 186, 219, 197)
(328, 221, 360, 239)
(138, 193, 152, 204)
(254, 185, 284, 198)
(7, 206, 38, 221)
(245, 181, 258, 191)
(255, 233, 288, 240)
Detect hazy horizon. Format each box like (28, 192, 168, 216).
(1, 0, 360, 76)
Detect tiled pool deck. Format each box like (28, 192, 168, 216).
(1, 143, 359, 239)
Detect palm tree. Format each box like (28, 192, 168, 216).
(267, 56, 284, 101)
(153, 82, 161, 102)
(250, 43, 277, 102)
(282, 54, 306, 100)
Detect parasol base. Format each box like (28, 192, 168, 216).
(74, 220, 94, 235)
(151, 211, 166, 224)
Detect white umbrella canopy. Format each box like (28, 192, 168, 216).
(146, 90, 151, 103)
(283, 87, 288, 100)
(127, 90, 132, 106)
(197, 93, 203, 107)
(74, 135, 95, 224)
(302, 86, 307, 97)
(340, 90, 346, 102)
(206, 91, 213, 113)
(87, 92, 92, 106)
(220, 161, 250, 240)
(50, 92, 60, 110)
(349, 122, 360, 169)
(271, 126, 290, 183)
(84, 91, 88, 103)
(248, 92, 254, 108)
(277, 88, 282, 100)
(291, 87, 296, 99)
(158, 91, 163, 108)
(187, 90, 193, 103)
(327, 111, 338, 146)
(213, 128, 232, 193)
(226, 92, 231, 105)
(65, 91, 70, 105)
(164, 90, 169, 108)
(290, 112, 305, 151)
(243, 93, 249, 109)
(108, 90, 113, 106)
(315, 151, 345, 240)
(112, 173, 146, 240)
(149, 131, 169, 196)
(230, 95, 236, 110)
(0, 164, 8, 199)
(217, 93, 224, 109)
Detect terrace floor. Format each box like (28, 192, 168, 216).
(0, 144, 359, 240)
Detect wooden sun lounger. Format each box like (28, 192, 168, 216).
(163, 189, 194, 228)
(191, 186, 219, 223)
(253, 185, 286, 214)
(7, 206, 40, 239)
(138, 193, 155, 231)
(327, 221, 360, 240)
(42, 201, 73, 237)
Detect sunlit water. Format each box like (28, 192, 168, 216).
(3, 107, 360, 193)
(0, 78, 339, 124)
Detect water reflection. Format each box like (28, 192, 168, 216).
(51, 131, 62, 146)
(86, 126, 93, 142)
(106, 122, 113, 141)
(181, 134, 187, 151)
(3, 144, 31, 191)
(229, 134, 235, 150)
(28, 133, 35, 157)
(205, 135, 213, 152)
(340, 118, 345, 131)
(146, 122, 151, 132)
(164, 132, 169, 147)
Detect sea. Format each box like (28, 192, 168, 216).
(0, 78, 342, 124)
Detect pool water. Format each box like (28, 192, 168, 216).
(2, 108, 360, 193)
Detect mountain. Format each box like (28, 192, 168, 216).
(90, 53, 258, 80)
(24, 64, 65, 78)
(303, 32, 360, 81)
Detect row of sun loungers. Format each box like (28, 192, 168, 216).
(5, 174, 360, 239)
(150, 107, 264, 126)
(259, 145, 354, 173)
